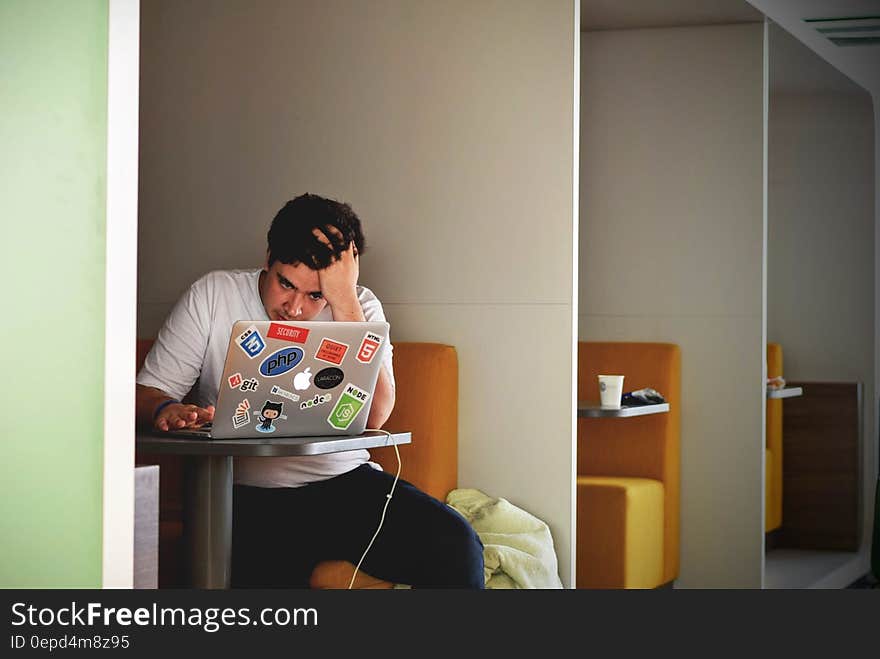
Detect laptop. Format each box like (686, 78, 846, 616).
(173, 320, 389, 439)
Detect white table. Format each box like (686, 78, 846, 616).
(577, 402, 670, 418)
(767, 387, 803, 399)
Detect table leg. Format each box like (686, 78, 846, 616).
(183, 455, 233, 589)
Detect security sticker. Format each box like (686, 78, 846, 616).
(315, 338, 349, 365)
(356, 332, 384, 364)
(267, 323, 310, 344)
(314, 367, 344, 390)
(228, 372, 243, 389)
(270, 384, 300, 403)
(232, 399, 251, 429)
(327, 383, 370, 430)
(236, 325, 266, 359)
(259, 346, 304, 377)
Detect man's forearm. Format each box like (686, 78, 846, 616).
(135, 384, 176, 427)
(367, 366, 395, 429)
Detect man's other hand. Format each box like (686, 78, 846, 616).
(312, 225, 363, 320)
(154, 403, 215, 432)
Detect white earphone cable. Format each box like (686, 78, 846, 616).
(348, 429, 402, 589)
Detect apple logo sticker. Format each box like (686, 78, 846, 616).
(293, 367, 312, 391)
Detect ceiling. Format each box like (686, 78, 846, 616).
(770, 21, 866, 95)
(580, 0, 763, 31)
(747, 0, 880, 95)
(580, 0, 880, 95)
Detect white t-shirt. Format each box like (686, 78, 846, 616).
(136, 268, 395, 488)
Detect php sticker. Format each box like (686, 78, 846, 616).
(356, 332, 384, 364)
(327, 383, 370, 430)
(314, 367, 344, 390)
(315, 338, 349, 365)
(233, 399, 251, 429)
(259, 346, 304, 377)
(267, 323, 310, 344)
(270, 384, 300, 403)
(236, 325, 266, 359)
(228, 372, 243, 389)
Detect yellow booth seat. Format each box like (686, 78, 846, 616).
(577, 342, 681, 589)
(765, 343, 783, 533)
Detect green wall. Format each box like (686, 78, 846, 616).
(0, 0, 108, 587)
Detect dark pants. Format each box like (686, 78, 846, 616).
(231, 464, 485, 589)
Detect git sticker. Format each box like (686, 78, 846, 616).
(232, 399, 251, 429)
(356, 332, 384, 364)
(236, 325, 266, 359)
(327, 383, 370, 430)
(228, 372, 243, 389)
(315, 338, 349, 365)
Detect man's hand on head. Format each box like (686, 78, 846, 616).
(154, 402, 215, 432)
(312, 225, 364, 321)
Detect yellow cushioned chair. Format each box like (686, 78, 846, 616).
(577, 342, 681, 589)
(765, 343, 783, 533)
(309, 342, 459, 589)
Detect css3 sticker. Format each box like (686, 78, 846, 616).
(327, 383, 370, 430)
(236, 325, 266, 359)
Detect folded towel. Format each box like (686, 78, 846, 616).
(447, 488, 564, 589)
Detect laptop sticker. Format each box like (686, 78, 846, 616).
(270, 384, 300, 403)
(314, 367, 344, 390)
(259, 346, 304, 377)
(293, 367, 313, 391)
(300, 393, 332, 410)
(255, 400, 287, 434)
(267, 323, 311, 344)
(228, 372, 243, 389)
(236, 325, 266, 359)
(356, 332, 384, 364)
(232, 399, 251, 429)
(315, 338, 349, 365)
(327, 383, 370, 430)
(239, 377, 259, 392)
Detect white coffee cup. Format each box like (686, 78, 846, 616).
(598, 375, 625, 409)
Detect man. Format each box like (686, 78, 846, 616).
(136, 194, 484, 588)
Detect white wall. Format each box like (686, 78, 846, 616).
(139, 0, 578, 585)
(768, 90, 875, 580)
(768, 90, 874, 434)
(580, 23, 766, 587)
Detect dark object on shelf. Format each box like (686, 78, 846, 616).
(621, 388, 666, 406)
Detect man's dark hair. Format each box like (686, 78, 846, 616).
(267, 193, 366, 269)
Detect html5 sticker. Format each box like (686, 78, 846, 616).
(267, 323, 310, 344)
(356, 332, 384, 364)
(315, 338, 349, 365)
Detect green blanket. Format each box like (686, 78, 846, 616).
(447, 488, 563, 589)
